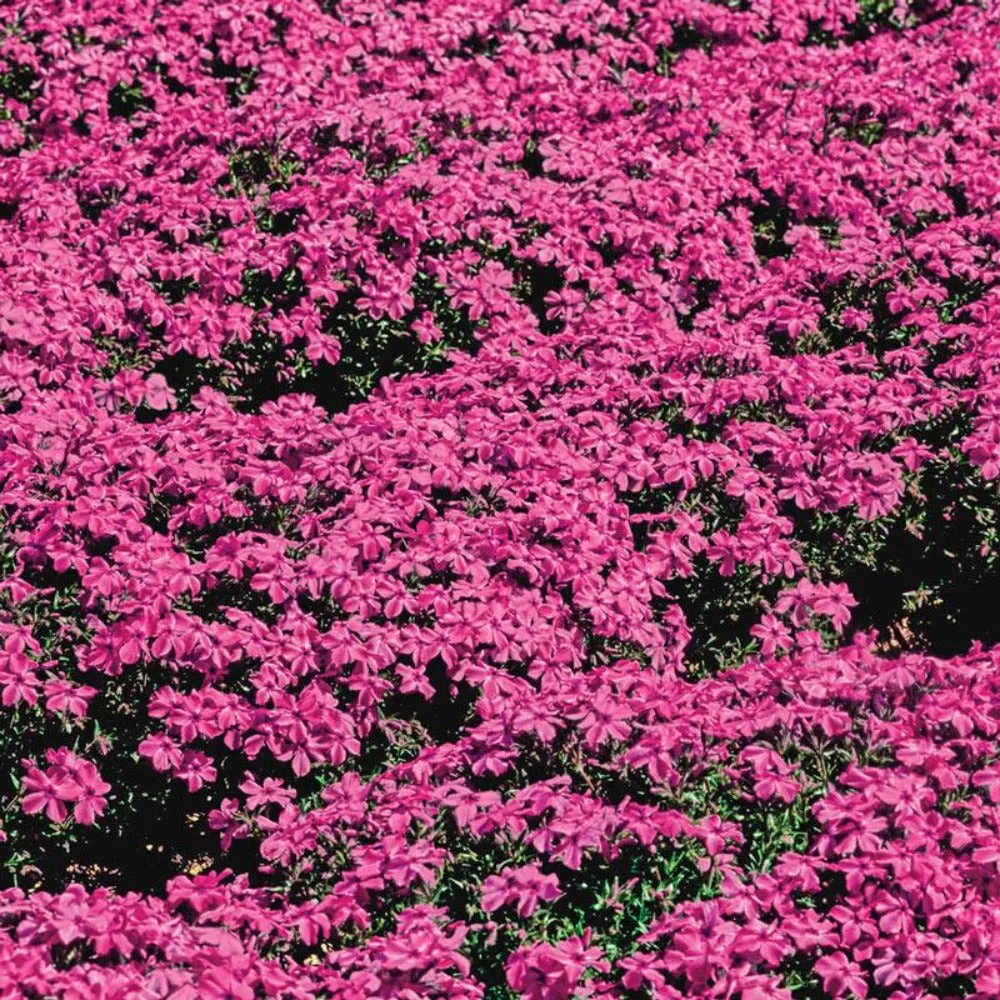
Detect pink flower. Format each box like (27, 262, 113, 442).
(139, 733, 184, 773)
(507, 935, 610, 1000)
(43, 677, 98, 718)
(750, 615, 794, 656)
(570, 691, 633, 748)
(239, 772, 296, 811)
(21, 763, 77, 824)
(69, 762, 112, 826)
(0, 635, 40, 707)
(173, 751, 218, 793)
(20, 751, 109, 826)
(481, 864, 562, 918)
(814, 952, 869, 998)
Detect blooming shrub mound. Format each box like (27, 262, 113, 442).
(3, 0, 1000, 995)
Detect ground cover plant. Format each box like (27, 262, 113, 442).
(2, 0, 1000, 995)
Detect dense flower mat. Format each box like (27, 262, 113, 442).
(2, 0, 1000, 995)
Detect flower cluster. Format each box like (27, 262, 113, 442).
(20, 750, 110, 827)
(2, 0, 1000, 996)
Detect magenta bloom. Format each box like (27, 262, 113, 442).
(21, 751, 110, 827)
(20, 764, 77, 824)
(481, 864, 562, 918)
(68, 761, 112, 826)
(507, 935, 610, 1000)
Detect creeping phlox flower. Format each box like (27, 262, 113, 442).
(20, 750, 110, 826)
(480, 864, 562, 918)
(736, 746, 802, 805)
(506, 934, 610, 1000)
